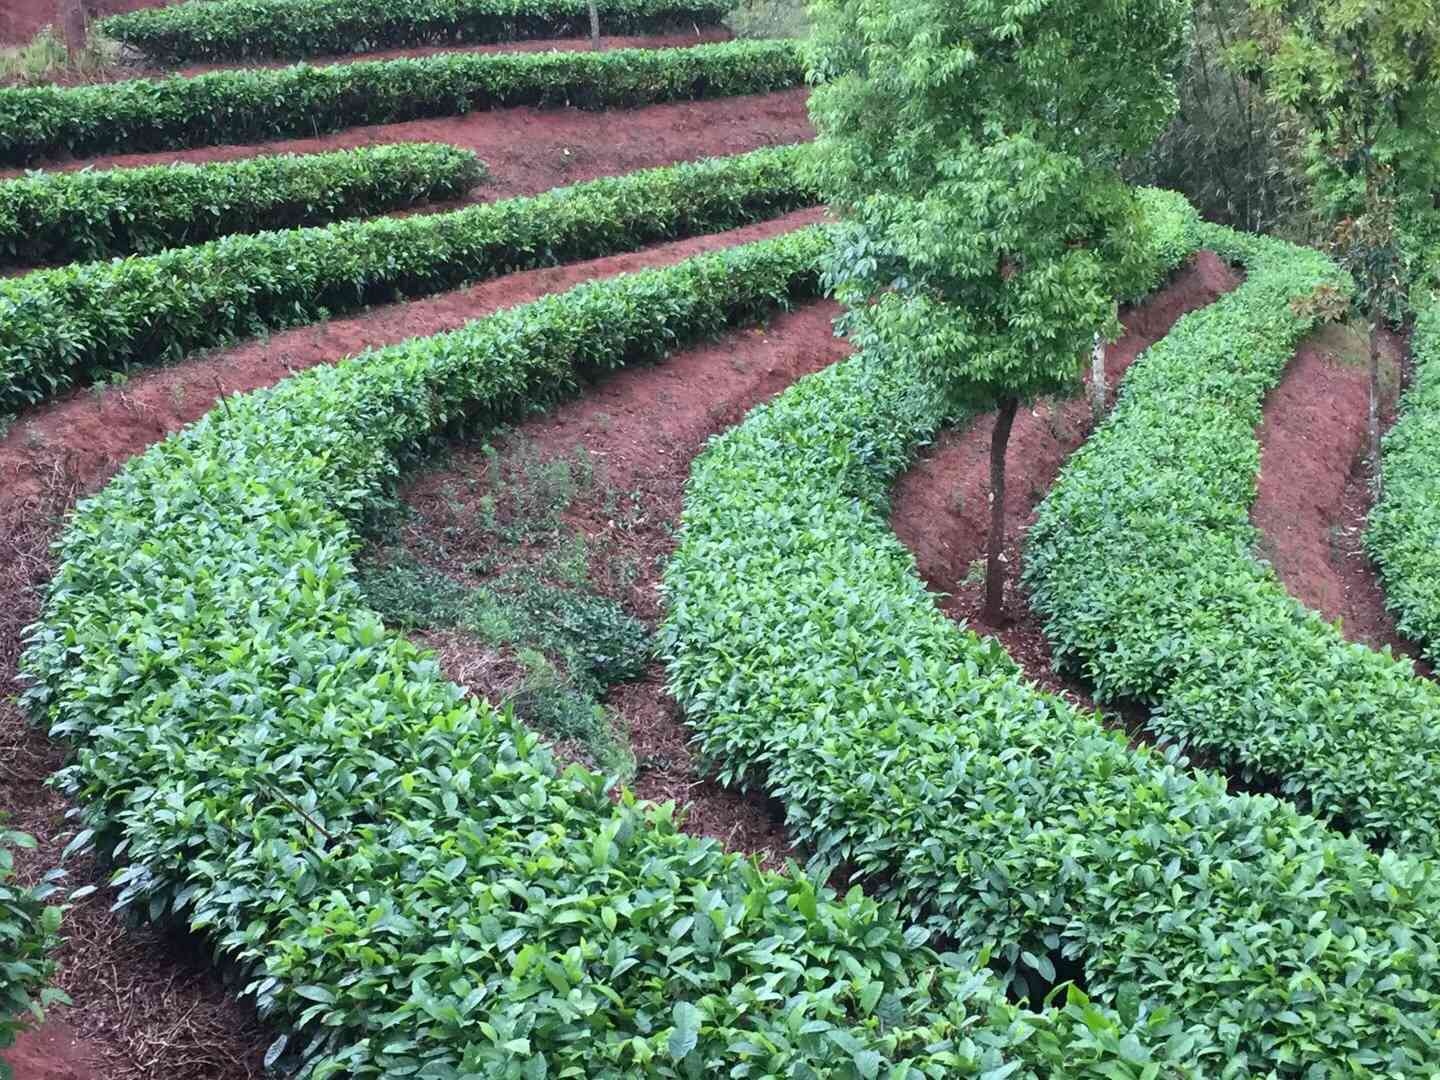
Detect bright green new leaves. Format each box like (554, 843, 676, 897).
(0, 144, 815, 413)
(21, 229, 1207, 1078)
(100, 0, 732, 64)
(662, 208, 1440, 1075)
(0, 144, 484, 266)
(0, 825, 65, 1075)
(1369, 299, 1440, 664)
(0, 40, 805, 166)
(806, 0, 1190, 404)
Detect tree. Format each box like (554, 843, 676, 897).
(588, 0, 601, 50)
(807, 0, 1191, 621)
(1235, 0, 1440, 481)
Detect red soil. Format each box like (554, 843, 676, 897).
(2, 0, 170, 46)
(0, 84, 814, 201)
(1250, 326, 1429, 671)
(391, 299, 848, 866)
(891, 251, 1243, 713)
(3, 1022, 91, 1080)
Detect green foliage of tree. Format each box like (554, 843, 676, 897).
(1240, 0, 1440, 311)
(1235, 0, 1440, 473)
(806, 0, 1190, 619)
(1127, 0, 1311, 235)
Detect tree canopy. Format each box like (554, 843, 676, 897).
(807, 0, 1192, 407)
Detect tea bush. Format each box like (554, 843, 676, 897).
(20, 229, 1207, 1078)
(0, 40, 804, 166)
(0, 144, 484, 266)
(1368, 300, 1440, 665)
(1024, 225, 1440, 855)
(0, 825, 65, 1075)
(100, 0, 731, 64)
(661, 199, 1440, 1075)
(0, 144, 815, 413)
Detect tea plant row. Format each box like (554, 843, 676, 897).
(100, 0, 732, 64)
(660, 198, 1440, 1076)
(17, 230, 1202, 1080)
(1368, 300, 1440, 666)
(0, 143, 484, 266)
(0, 39, 804, 166)
(0, 144, 814, 413)
(1023, 228, 1440, 856)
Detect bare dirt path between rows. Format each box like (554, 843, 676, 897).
(1250, 324, 1431, 673)
(389, 297, 848, 865)
(890, 251, 1243, 721)
(0, 83, 814, 203)
(0, 206, 824, 1080)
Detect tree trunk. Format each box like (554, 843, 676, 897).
(983, 396, 1020, 624)
(61, 0, 88, 64)
(588, 0, 601, 50)
(1090, 331, 1106, 424)
(1369, 321, 1382, 494)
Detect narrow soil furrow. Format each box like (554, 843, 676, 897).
(890, 250, 1242, 717)
(1250, 323, 1430, 671)
(384, 298, 849, 867)
(0, 87, 813, 189)
(0, 211, 824, 1080)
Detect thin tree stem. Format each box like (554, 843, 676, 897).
(984, 396, 1020, 624)
(1369, 322, 1382, 494)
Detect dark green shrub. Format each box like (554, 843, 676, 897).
(0, 144, 815, 413)
(0, 143, 484, 266)
(100, 0, 731, 64)
(0, 40, 805, 166)
(1368, 298, 1440, 663)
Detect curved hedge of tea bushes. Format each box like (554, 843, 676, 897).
(18, 230, 1207, 1079)
(0, 144, 813, 414)
(0, 40, 804, 167)
(0, 825, 64, 1067)
(100, 0, 731, 64)
(0, 143, 484, 266)
(1023, 225, 1440, 855)
(1368, 299, 1440, 665)
(661, 206, 1440, 1075)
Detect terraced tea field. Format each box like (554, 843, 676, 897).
(3, 1, 1440, 1078)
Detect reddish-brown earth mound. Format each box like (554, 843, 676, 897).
(890, 250, 1243, 711)
(1250, 323, 1429, 671)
